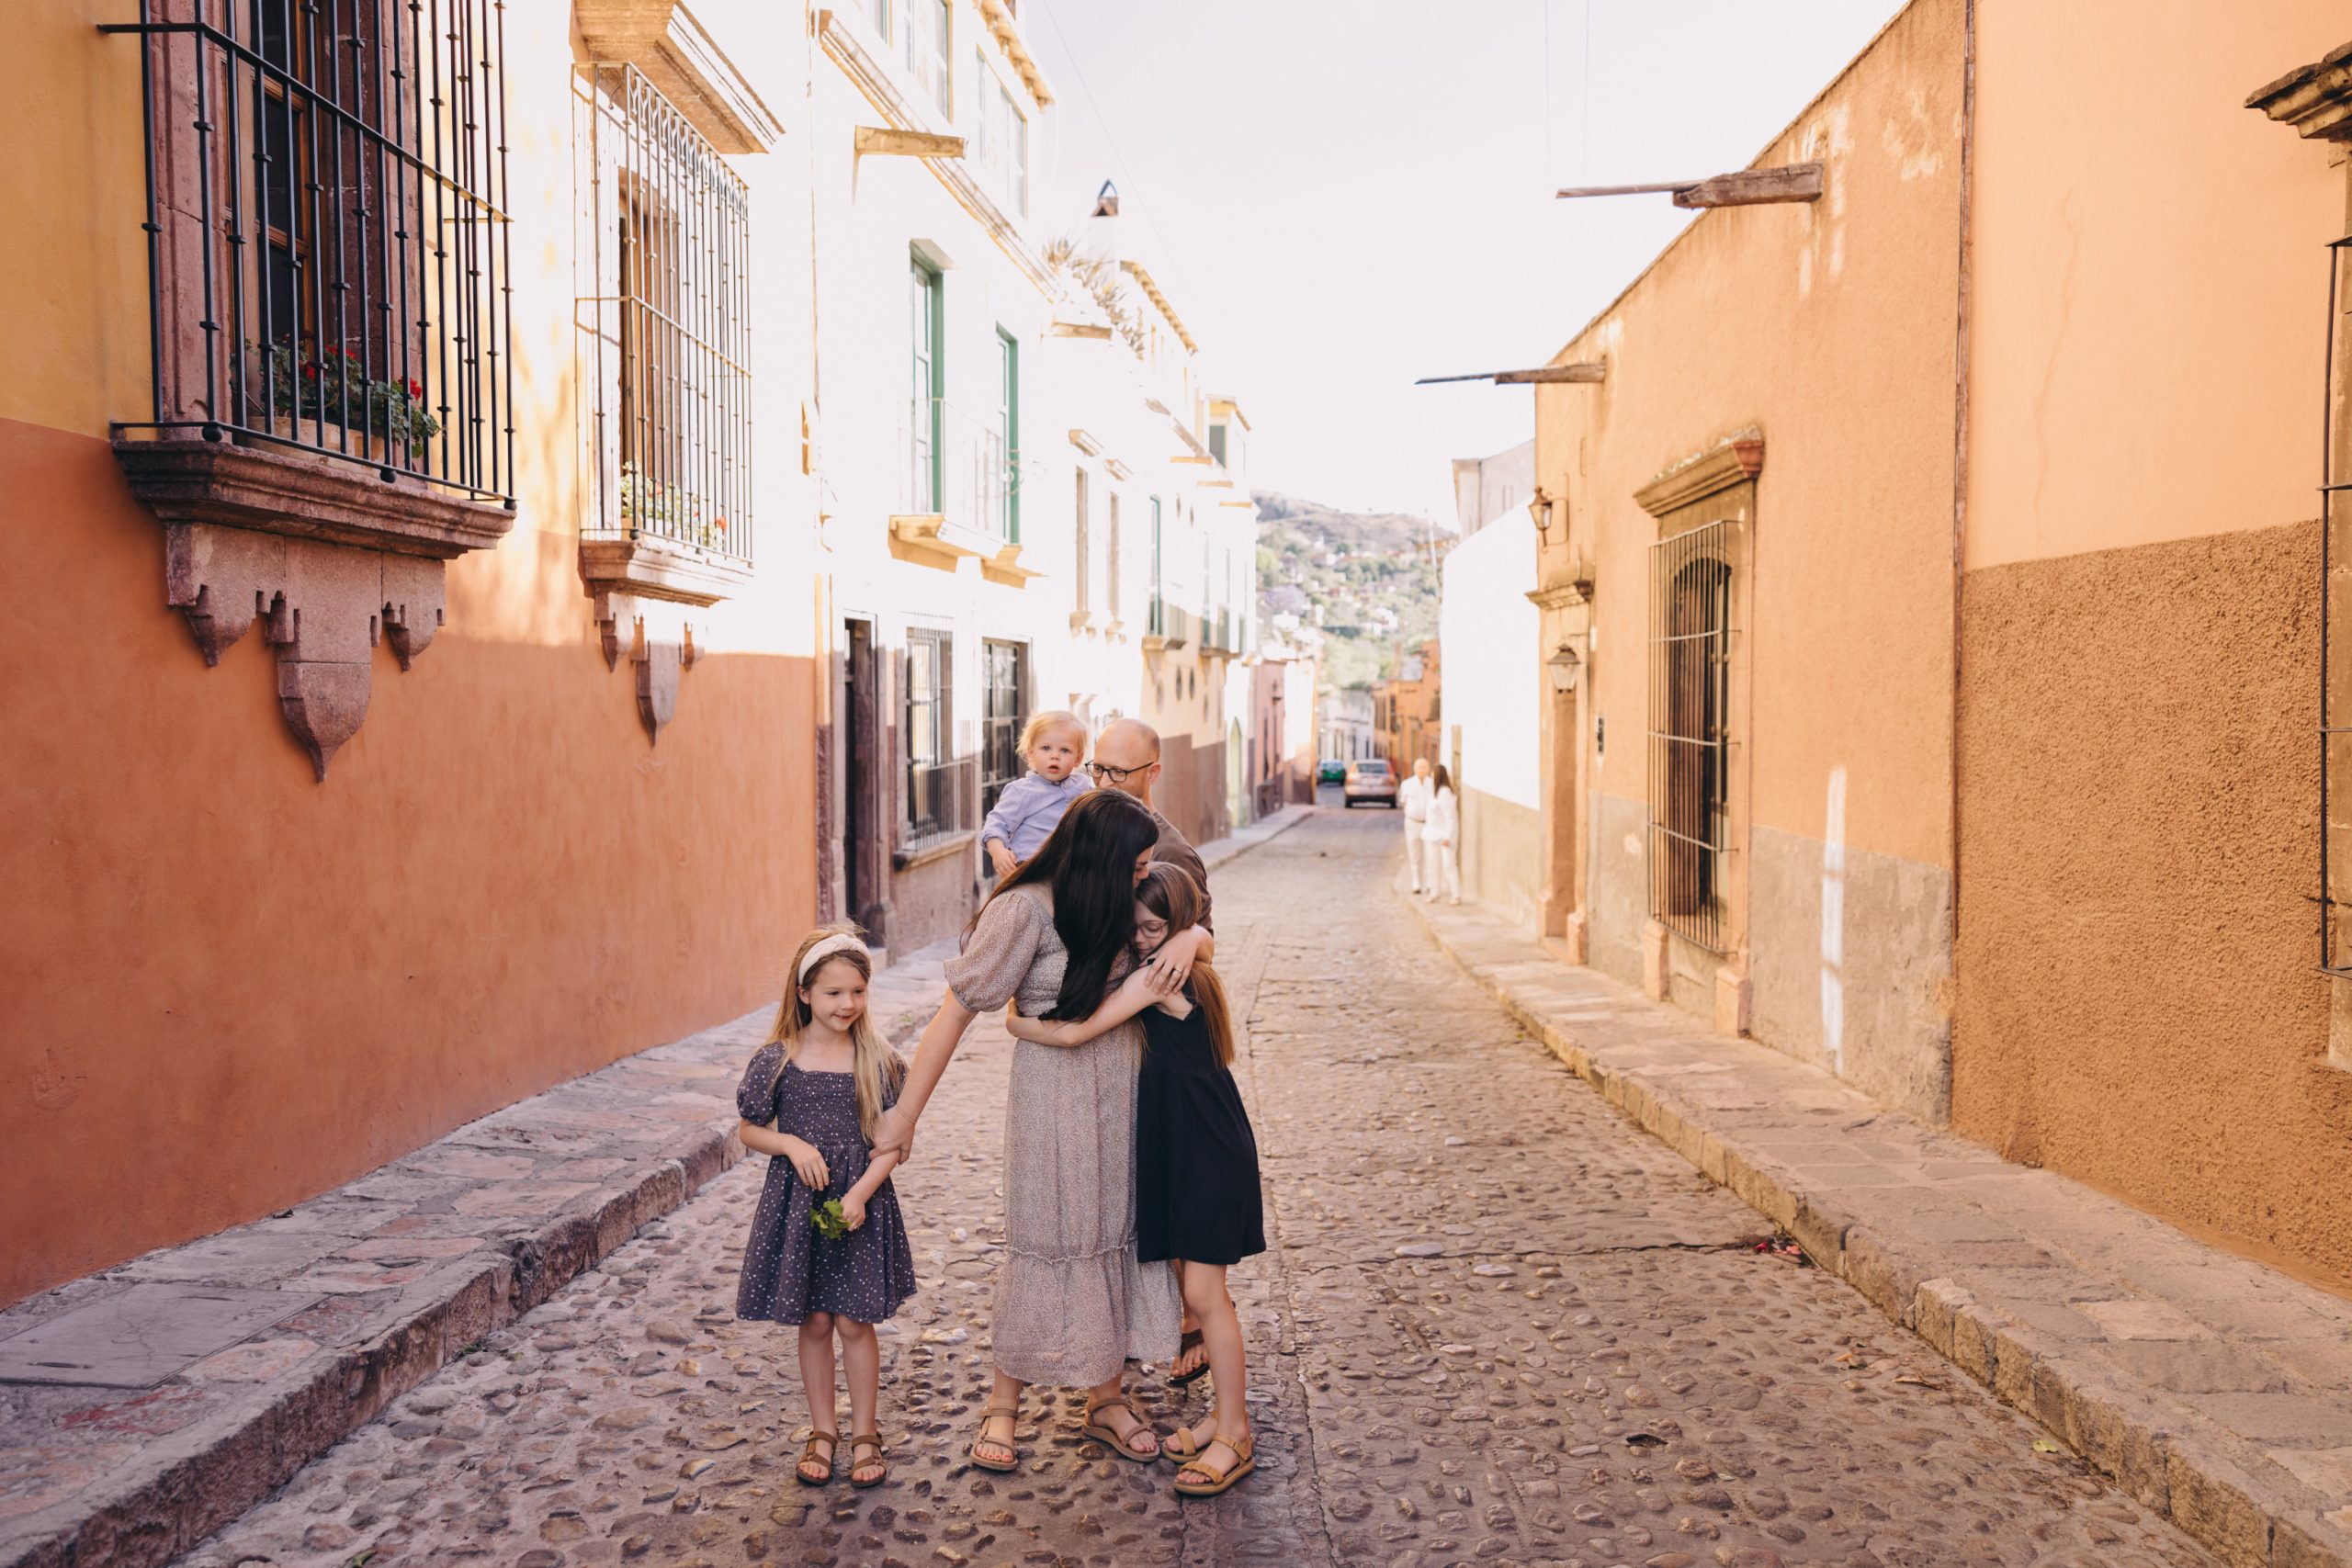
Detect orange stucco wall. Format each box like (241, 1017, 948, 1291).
(1954, 523, 2352, 1281)
(1951, 2, 2352, 1282)
(0, 5, 820, 1304)
(1962, 0, 2349, 571)
(1541, 0, 1964, 880)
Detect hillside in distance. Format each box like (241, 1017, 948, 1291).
(1254, 490, 1451, 691)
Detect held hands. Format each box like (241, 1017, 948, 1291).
(777, 1134, 830, 1190)
(871, 1105, 915, 1164)
(1144, 924, 1208, 994)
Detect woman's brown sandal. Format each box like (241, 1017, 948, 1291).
(1172, 1431, 1255, 1497)
(967, 1404, 1020, 1472)
(848, 1431, 888, 1489)
(794, 1429, 838, 1486)
(1080, 1393, 1160, 1463)
(1168, 1327, 1210, 1387)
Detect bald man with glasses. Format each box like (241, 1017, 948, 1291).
(1087, 718, 1213, 932)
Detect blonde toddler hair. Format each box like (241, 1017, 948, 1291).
(1018, 708, 1087, 761)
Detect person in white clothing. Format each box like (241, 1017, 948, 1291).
(1421, 765, 1462, 905)
(1396, 758, 1434, 893)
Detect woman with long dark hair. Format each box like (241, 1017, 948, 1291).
(872, 787, 1191, 1471)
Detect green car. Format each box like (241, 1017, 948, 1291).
(1317, 759, 1347, 784)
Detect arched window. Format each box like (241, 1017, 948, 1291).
(1648, 525, 1734, 950)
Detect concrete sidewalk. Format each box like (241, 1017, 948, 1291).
(1404, 889, 2352, 1568)
(0, 805, 1314, 1568)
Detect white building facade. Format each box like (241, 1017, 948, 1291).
(1438, 443, 1544, 929)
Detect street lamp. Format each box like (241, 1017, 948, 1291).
(1546, 642, 1581, 694)
(1527, 490, 1555, 537)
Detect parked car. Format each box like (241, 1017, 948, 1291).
(1342, 758, 1398, 807)
(1317, 758, 1347, 785)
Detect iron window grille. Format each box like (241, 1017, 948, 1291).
(582, 63, 752, 563)
(979, 639, 1027, 815)
(906, 627, 955, 837)
(107, 0, 514, 500)
(1646, 522, 1736, 953)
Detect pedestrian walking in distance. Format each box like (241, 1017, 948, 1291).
(982, 709, 1092, 880)
(1421, 764, 1463, 906)
(1397, 756, 1435, 893)
(734, 927, 917, 1490)
(1004, 862, 1264, 1496)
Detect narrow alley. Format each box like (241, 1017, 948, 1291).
(178, 813, 2215, 1568)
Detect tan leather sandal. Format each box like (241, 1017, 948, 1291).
(848, 1430, 888, 1489)
(1172, 1430, 1254, 1496)
(967, 1404, 1020, 1472)
(794, 1429, 838, 1486)
(1159, 1419, 1208, 1467)
(1080, 1393, 1160, 1463)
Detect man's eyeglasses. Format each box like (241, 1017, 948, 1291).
(1085, 760, 1149, 784)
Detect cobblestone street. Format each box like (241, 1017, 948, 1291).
(181, 810, 2219, 1568)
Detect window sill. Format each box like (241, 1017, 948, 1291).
(894, 828, 976, 872)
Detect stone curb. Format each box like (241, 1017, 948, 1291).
(3, 807, 1320, 1568)
(1, 1117, 742, 1568)
(1402, 889, 2352, 1568)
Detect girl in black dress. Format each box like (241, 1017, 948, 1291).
(1002, 863, 1263, 1496)
(735, 926, 915, 1490)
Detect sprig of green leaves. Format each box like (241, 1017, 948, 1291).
(811, 1199, 851, 1242)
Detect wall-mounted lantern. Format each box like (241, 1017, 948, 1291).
(1527, 489, 1555, 538)
(1546, 642, 1582, 694)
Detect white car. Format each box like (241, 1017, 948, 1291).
(1342, 759, 1398, 808)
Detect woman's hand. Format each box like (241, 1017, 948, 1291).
(840, 1193, 868, 1231)
(777, 1134, 829, 1190)
(1145, 925, 1209, 993)
(871, 1105, 915, 1164)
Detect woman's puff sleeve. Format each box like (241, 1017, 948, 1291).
(943, 890, 1046, 1014)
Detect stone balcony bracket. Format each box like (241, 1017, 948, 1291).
(577, 532, 752, 745)
(114, 431, 515, 780)
(888, 513, 997, 572)
(981, 542, 1043, 588)
(577, 0, 786, 153)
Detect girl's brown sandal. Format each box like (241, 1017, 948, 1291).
(1080, 1393, 1161, 1463)
(967, 1404, 1020, 1472)
(1173, 1431, 1255, 1497)
(794, 1430, 838, 1486)
(848, 1431, 888, 1489)
(1168, 1327, 1210, 1387)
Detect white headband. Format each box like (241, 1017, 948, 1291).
(797, 931, 869, 982)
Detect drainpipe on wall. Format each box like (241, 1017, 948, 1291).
(1947, 0, 1976, 1058)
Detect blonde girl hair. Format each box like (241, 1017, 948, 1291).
(1136, 863, 1237, 1068)
(766, 924, 903, 1141)
(1018, 708, 1087, 760)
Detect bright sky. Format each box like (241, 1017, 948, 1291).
(1023, 0, 1911, 525)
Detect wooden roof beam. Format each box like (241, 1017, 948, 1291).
(1556, 162, 1823, 209)
(1416, 363, 1605, 387)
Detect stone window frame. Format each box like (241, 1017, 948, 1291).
(1633, 430, 1764, 1036)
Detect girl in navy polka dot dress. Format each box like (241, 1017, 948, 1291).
(735, 926, 916, 1489)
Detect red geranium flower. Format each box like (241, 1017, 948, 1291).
(405, 378, 422, 397)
